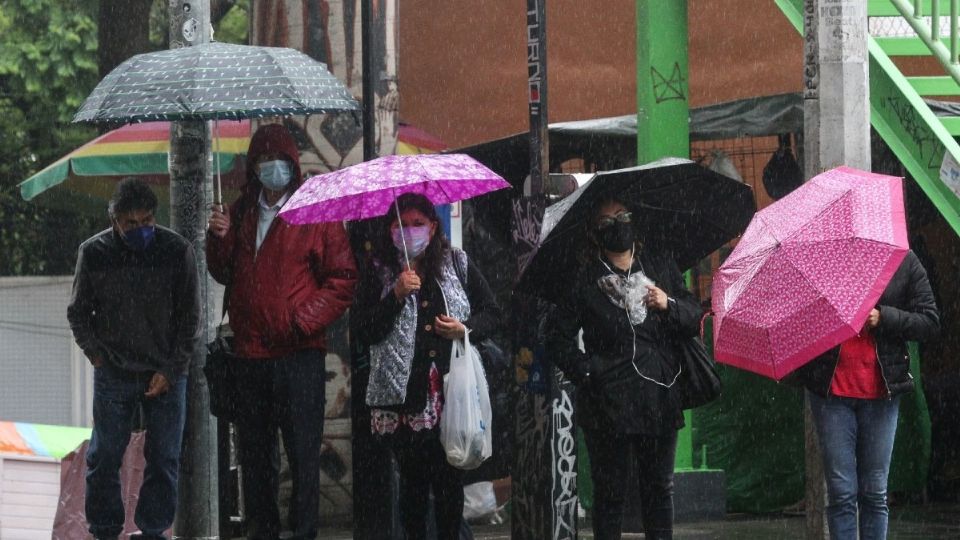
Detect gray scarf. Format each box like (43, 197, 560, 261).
(366, 249, 471, 407)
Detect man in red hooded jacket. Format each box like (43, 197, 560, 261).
(207, 124, 357, 540)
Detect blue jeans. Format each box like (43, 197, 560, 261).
(86, 366, 187, 539)
(808, 391, 901, 540)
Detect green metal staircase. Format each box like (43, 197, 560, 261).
(775, 0, 960, 234)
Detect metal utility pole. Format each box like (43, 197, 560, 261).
(513, 2, 580, 540)
(168, 1, 219, 538)
(636, 0, 693, 475)
(361, 0, 377, 162)
(802, 1, 869, 539)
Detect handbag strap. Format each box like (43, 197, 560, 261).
(699, 310, 713, 342)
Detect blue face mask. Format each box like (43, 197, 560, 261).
(392, 225, 432, 259)
(258, 160, 293, 191)
(122, 225, 156, 251)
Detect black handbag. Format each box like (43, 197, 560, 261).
(204, 281, 242, 421)
(204, 323, 241, 421)
(675, 335, 722, 410)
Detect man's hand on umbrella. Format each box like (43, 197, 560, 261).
(208, 205, 230, 238)
(144, 373, 170, 398)
(645, 285, 670, 311)
(866, 308, 881, 329)
(394, 270, 421, 299)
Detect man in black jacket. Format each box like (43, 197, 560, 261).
(67, 178, 201, 540)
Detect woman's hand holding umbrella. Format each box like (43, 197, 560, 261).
(393, 270, 421, 300)
(866, 308, 881, 330)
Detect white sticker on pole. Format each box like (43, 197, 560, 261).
(939, 151, 960, 199)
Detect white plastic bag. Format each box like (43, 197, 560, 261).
(440, 331, 493, 470)
(462, 481, 498, 520)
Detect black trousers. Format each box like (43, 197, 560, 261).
(582, 427, 678, 540)
(234, 349, 326, 540)
(393, 430, 465, 540)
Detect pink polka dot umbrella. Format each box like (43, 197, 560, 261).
(711, 166, 909, 380)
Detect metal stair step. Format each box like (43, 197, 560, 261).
(937, 115, 960, 135)
(908, 76, 960, 95)
(869, 0, 934, 17)
(875, 36, 952, 56)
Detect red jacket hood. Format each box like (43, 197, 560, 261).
(243, 124, 303, 199)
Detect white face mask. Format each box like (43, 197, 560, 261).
(258, 160, 292, 191)
(392, 225, 432, 258)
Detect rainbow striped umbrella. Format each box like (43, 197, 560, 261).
(18, 120, 250, 220)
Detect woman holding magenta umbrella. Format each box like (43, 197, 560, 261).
(352, 193, 500, 538)
(280, 154, 509, 539)
(713, 167, 941, 540)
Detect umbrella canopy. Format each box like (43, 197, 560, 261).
(711, 166, 909, 380)
(18, 120, 250, 203)
(73, 42, 358, 123)
(516, 157, 756, 306)
(279, 153, 510, 224)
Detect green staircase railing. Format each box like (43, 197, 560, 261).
(775, 0, 960, 235)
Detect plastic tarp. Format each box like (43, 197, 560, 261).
(550, 93, 805, 142)
(52, 433, 157, 540)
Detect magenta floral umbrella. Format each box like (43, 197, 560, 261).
(711, 166, 909, 380)
(279, 153, 510, 263)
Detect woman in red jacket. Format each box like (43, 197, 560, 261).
(206, 124, 358, 540)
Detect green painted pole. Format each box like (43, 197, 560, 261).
(636, 0, 693, 471)
(636, 0, 689, 164)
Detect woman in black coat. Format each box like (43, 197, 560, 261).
(547, 196, 703, 540)
(353, 193, 500, 540)
(789, 250, 939, 540)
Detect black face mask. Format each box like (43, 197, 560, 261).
(596, 221, 635, 253)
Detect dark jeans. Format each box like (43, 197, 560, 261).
(394, 430, 465, 540)
(86, 366, 187, 539)
(234, 349, 326, 540)
(582, 428, 678, 540)
(808, 391, 901, 540)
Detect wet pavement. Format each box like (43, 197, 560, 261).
(305, 502, 960, 539)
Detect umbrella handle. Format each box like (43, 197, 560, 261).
(395, 197, 410, 269)
(214, 116, 222, 206)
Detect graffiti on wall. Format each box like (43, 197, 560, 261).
(512, 390, 552, 539)
(552, 387, 578, 539)
(252, 0, 398, 176)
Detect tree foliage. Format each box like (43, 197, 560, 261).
(0, 0, 103, 275)
(0, 0, 250, 276)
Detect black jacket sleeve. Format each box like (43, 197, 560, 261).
(659, 255, 703, 339)
(66, 243, 103, 361)
(352, 266, 404, 346)
(877, 251, 941, 343)
(462, 258, 501, 341)
(545, 277, 592, 386)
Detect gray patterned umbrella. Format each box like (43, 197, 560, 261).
(73, 42, 359, 123)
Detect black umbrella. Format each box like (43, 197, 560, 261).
(517, 157, 756, 305)
(73, 42, 359, 123)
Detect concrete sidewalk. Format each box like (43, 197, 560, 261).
(308, 502, 960, 539)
